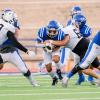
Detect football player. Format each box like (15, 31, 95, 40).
(0, 9, 38, 87)
(36, 20, 65, 85)
(62, 31, 100, 87)
(45, 14, 100, 86)
(61, 6, 94, 85)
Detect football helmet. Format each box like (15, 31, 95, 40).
(47, 20, 59, 37)
(73, 14, 86, 28)
(71, 6, 82, 17)
(1, 8, 15, 22)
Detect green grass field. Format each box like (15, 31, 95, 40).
(0, 74, 100, 100)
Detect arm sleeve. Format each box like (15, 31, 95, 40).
(14, 20, 20, 29)
(80, 25, 92, 37)
(7, 31, 28, 53)
(36, 28, 43, 43)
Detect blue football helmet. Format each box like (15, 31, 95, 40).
(71, 6, 82, 17)
(73, 14, 86, 28)
(47, 20, 59, 37)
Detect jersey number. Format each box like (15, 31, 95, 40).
(73, 29, 81, 38)
(0, 24, 4, 31)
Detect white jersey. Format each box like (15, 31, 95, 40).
(0, 19, 16, 45)
(62, 25, 82, 50)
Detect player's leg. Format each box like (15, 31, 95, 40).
(52, 55, 63, 80)
(82, 68, 100, 79)
(87, 66, 95, 85)
(52, 50, 63, 80)
(0, 64, 4, 70)
(80, 43, 100, 69)
(43, 51, 58, 85)
(9, 51, 39, 87)
(62, 42, 100, 87)
(73, 53, 85, 85)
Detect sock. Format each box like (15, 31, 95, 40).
(88, 75, 94, 81)
(67, 65, 83, 78)
(48, 71, 57, 78)
(56, 69, 63, 80)
(26, 74, 36, 85)
(55, 61, 63, 80)
(78, 72, 84, 78)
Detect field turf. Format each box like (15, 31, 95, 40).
(0, 74, 100, 100)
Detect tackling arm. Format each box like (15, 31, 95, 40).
(7, 31, 28, 53)
(51, 35, 70, 46)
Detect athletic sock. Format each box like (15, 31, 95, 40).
(67, 65, 83, 78)
(49, 71, 57, 78)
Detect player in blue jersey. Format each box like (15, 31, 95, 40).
(46, 14, 100, 87)
(36, 20, 65, 85)
(61, 6, 94, 85)
(62, 31, 100, 87)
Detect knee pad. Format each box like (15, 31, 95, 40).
(24, 70, 31, 77)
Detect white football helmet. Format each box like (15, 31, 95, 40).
(1, 9, 15, 22)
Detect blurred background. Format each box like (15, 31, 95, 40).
(0, 0, 100, 74)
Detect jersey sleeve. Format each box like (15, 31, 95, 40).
(61, 31, 65, 40)
(14, 20, 20, 29)
(6, 23, 16, 34)
(67, 19, 72, 26)
(36, 28, 44, 43)
(80, 25, 92, 37)
(57, 30, 66, 40)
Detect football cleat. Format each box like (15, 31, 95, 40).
(62, 76, 69, 88)
(95, 79, 100, 87)
(88, 75, 95, 85)
(75, 74, 85, 85)
(52, 77, 58, 86)
(31, 81, 40, 87)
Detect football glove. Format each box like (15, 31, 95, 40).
(26, 50, 36, 57)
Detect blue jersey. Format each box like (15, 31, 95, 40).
(67, 19, 92, 37)
(92, 31, 100, 45)
(80, 25, 92, 37)
(37, 27, 65, 42)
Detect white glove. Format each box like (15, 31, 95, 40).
(26, 50, 36, 57)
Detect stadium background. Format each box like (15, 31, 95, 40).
(0, 0, 100, 74)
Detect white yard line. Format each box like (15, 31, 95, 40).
(40, 98, 100, 100)
(38, 98, 100, 100)
(0, 92, 100, 96)
(0, 88, 99, 92)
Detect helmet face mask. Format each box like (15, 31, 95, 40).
(47, 28, 58, 37)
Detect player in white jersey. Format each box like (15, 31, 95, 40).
(62, 31, 100, 87)
(0, 9, 39, 87)
(45, 14, 100, 85)
(66, 6, 94, 85)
